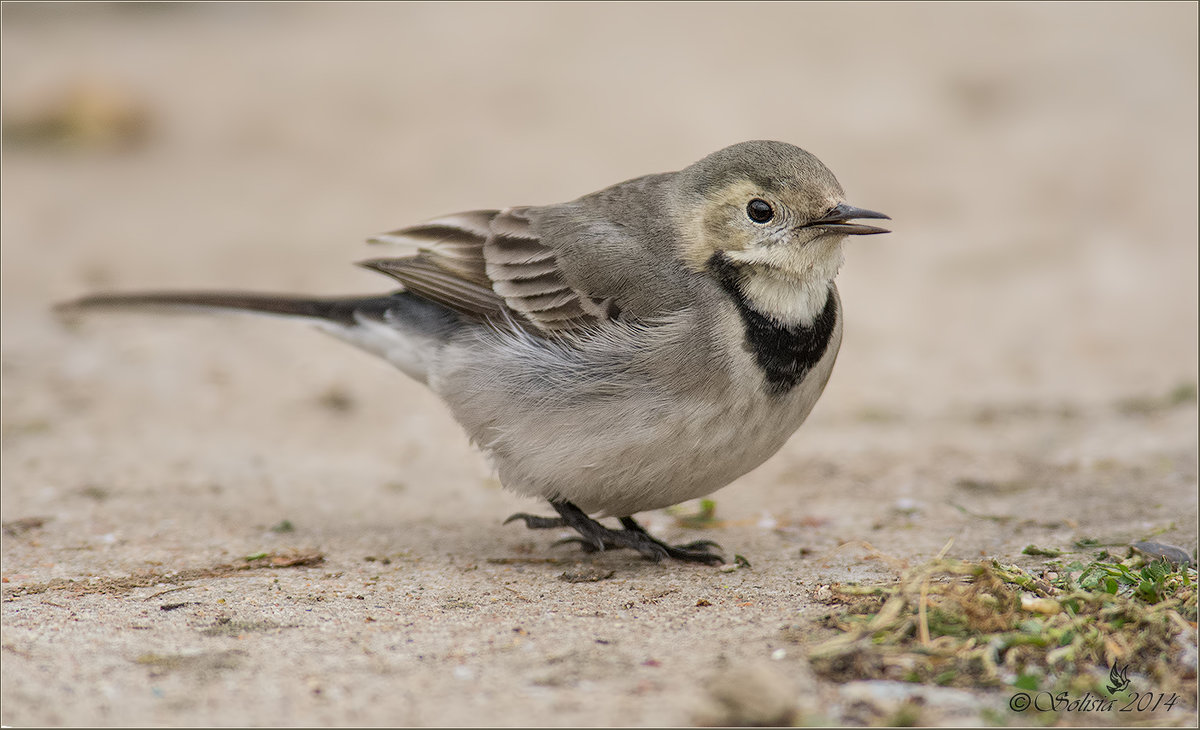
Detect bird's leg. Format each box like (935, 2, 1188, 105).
(505, 500, 724, 565)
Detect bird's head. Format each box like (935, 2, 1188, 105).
(674, 141, 889, 325)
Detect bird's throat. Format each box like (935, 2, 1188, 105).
(737, 266, 833, 328)
(708, 253, 840, 396)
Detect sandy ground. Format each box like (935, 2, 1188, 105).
(2, 3, 1197, 726)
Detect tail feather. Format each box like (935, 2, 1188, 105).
(57, 289, 466, 383)
(56, 291, 400, 327)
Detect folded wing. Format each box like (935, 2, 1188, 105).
(364, 207, 616, 334)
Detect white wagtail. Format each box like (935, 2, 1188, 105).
(60, 141, 890, 564)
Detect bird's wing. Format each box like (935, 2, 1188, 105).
(363, 207, 615, 334)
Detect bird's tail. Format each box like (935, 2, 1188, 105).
(56, 291, 400, 326)
(56, 289, 460, 383)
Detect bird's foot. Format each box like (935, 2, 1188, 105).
(504, 501, 724, 565)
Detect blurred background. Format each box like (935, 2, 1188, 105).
(4, 3, 1195, 416)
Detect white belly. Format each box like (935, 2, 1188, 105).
(433, 309, 842, 517)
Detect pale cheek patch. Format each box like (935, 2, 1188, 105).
(676, 181, 764, 271)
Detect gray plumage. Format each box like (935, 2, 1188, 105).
(60, 140, 889, 563)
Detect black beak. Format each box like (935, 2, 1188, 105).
(802, 202, 891, 235)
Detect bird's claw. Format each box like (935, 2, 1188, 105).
(503, 513, 568, 530)
(506, 502, 725, 565)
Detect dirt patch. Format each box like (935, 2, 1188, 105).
(2, 550, 324, 598)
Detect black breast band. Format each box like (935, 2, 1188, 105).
(709, 253, 839, 396)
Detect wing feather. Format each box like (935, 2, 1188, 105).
(359, 257, 505, 320)
(362, 207, 604, 335)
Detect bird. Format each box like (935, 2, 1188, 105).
(58, 140, 889, 565)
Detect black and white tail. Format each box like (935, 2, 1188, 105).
(57, 290, 461, 384)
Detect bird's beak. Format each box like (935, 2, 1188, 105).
(801, 203, 891, 235)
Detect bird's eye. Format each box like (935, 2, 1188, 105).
(746, 199, 774, 223)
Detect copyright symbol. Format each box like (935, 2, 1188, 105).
(1009, 693, 1031, 711)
